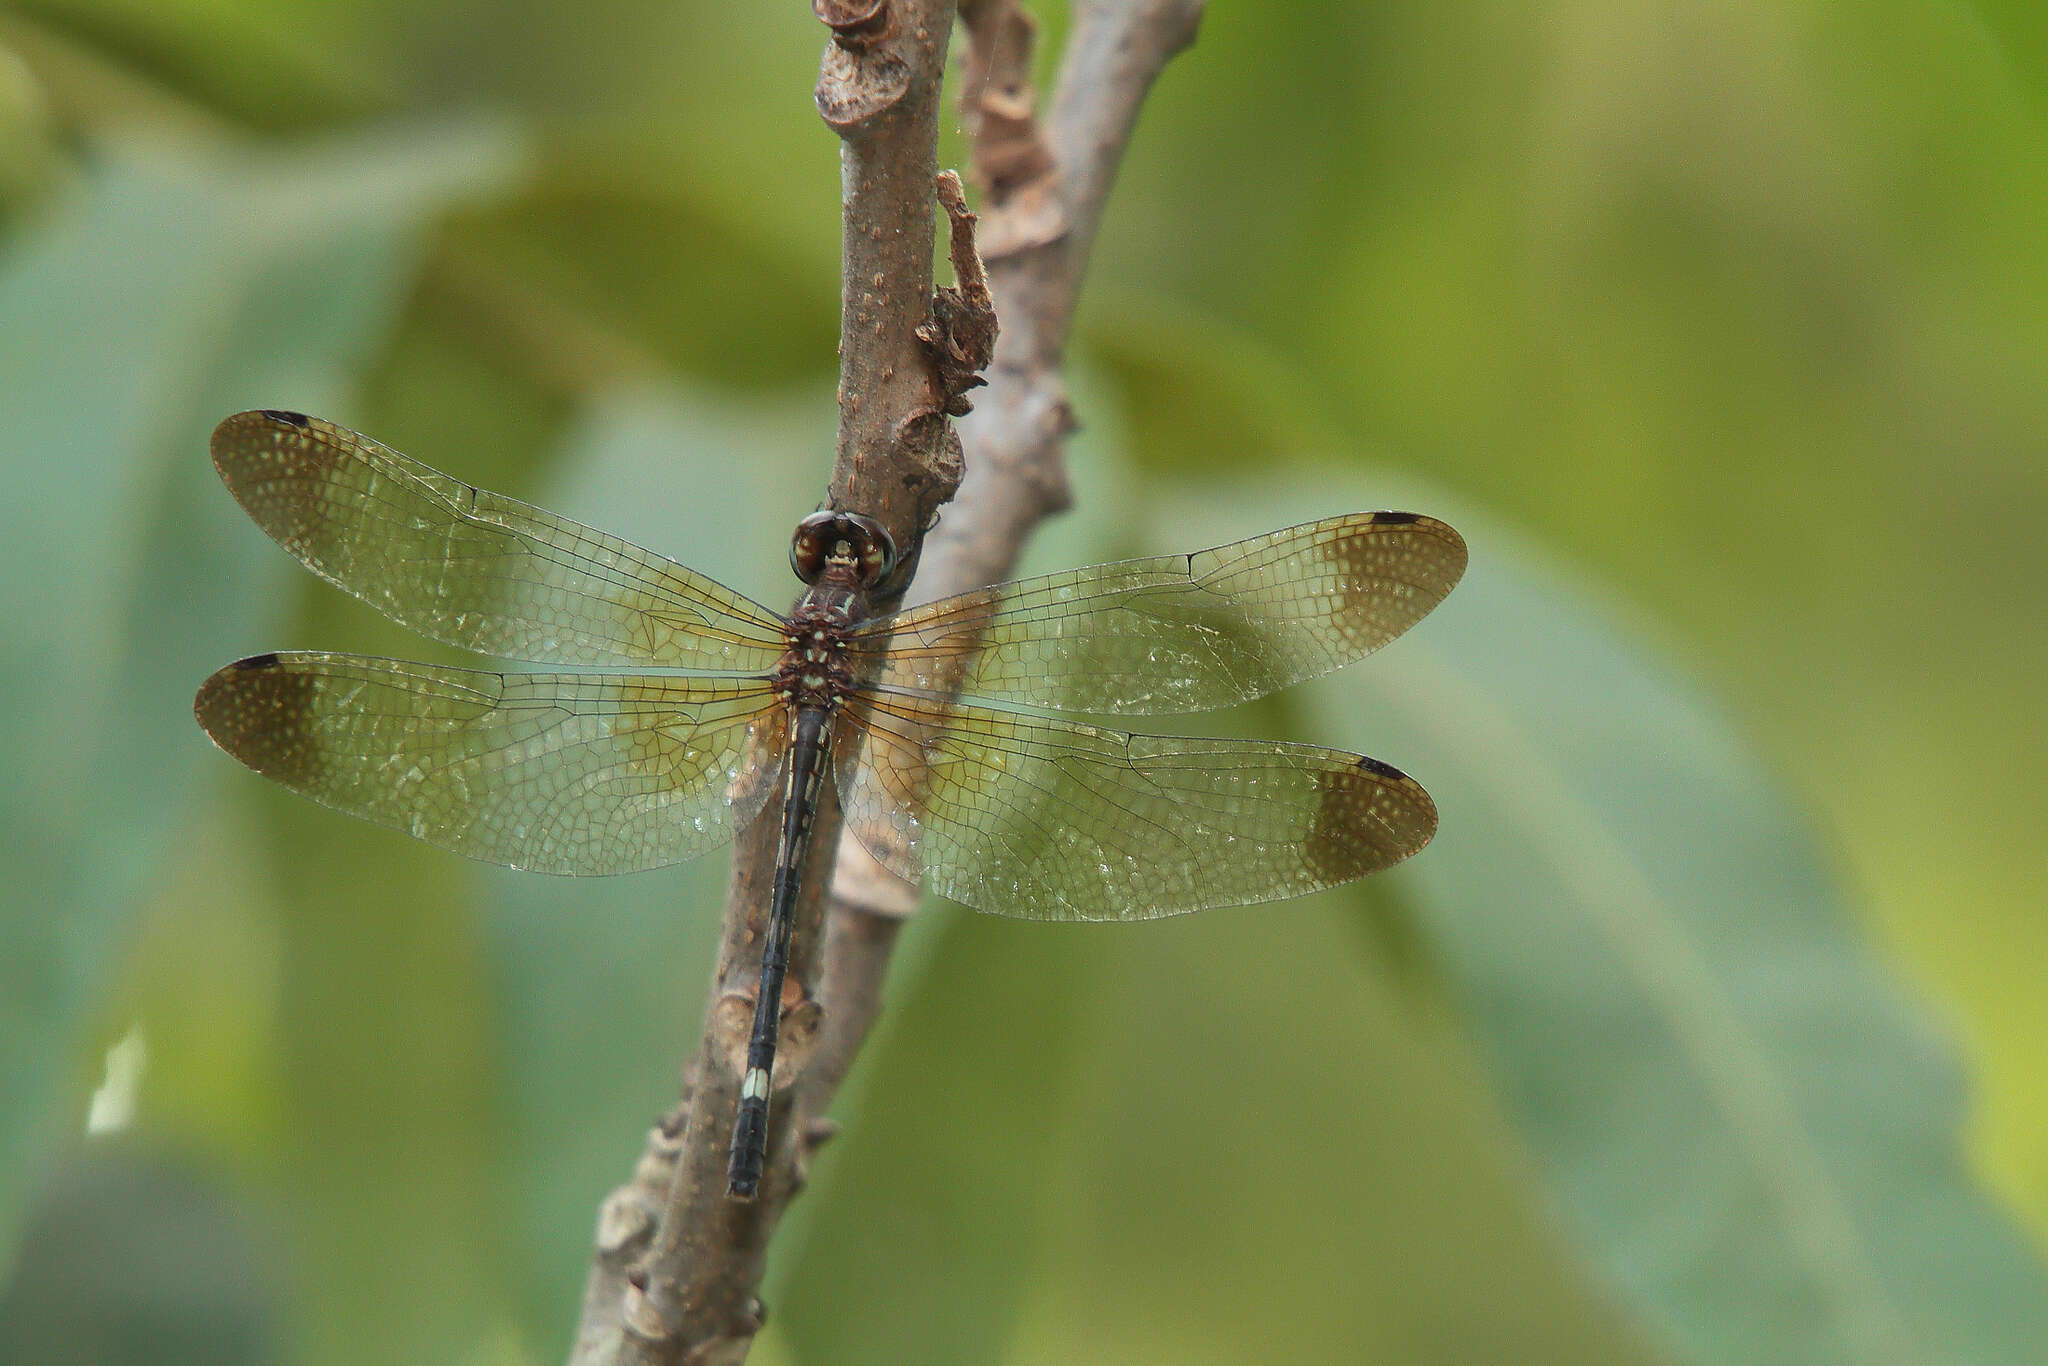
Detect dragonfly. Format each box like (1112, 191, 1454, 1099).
(195, 409, 1467, 1198)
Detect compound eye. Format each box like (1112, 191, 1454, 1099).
(854, 516, 898, 586)
(789, 511, 838, 584)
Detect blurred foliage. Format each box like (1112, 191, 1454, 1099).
(2, 3, 2045, 1366)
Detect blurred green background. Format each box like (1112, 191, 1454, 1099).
(3, 2, 2045, 1364)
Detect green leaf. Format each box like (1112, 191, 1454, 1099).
(1959, 2, 2048, 105)
(0, 120, 520, 1274)
(1154, 477, 2048, 1365)
(0, 1147, 279, 1366)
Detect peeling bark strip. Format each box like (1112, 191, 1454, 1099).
(918, 172, 999, 419)
(568, 5, 1208, 1362)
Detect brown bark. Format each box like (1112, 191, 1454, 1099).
(567, 4, 1206, 1362)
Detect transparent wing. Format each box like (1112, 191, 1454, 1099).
(835, 691, 1437, 922)
(852, 513, 1465, 714)
(211, 410, 790, 670)
(195, 652, 785, 875)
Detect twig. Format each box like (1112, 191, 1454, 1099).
(569, 4, 959, 1363)
(816, 0, 978, 566)
(566, 2, 1205, 1361)
(800, 0, 1215, 1210)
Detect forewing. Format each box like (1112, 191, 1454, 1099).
(835, 692, 1437, 921)
(211, 410, 790, 670)
(853, 513, 1466, 714)
(195, 652, 784, 874)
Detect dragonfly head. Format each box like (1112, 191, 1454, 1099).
(791, 510, 897, 589)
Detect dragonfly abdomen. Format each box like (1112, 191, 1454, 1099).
(728, 700, 836, 1199)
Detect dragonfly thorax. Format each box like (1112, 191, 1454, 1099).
(773, 590, 865, 710)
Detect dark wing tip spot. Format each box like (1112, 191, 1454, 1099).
(1369, 511, 1422, 525)
(258, 409, 311, 428)
(194, 655, 281, 729)
(194, 656, 322, 777)
(1357, 754, 1407, 780)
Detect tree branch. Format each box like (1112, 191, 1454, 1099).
(800, 0, 1213, 1203)
(566, 4, 958, 1363)
(566, 3, 1204, 1361)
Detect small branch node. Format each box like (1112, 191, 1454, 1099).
(775, 999, 826, 1088)
(596, 1185, 661, 1261)
(619, 1116, 686, 1203)
(623, 1278, 676, 1341)
(1015, 390, 1080, 515)
(789, 1118, 838, 1190)
(816, 48, 911, 127)
(815, 0, 912, 128)
(976, 181, 1066, 260)
(654, 1103, 689, 1144)
(681, 1339, 753, 1366)
(711, 992, 756, 1080)
(677, 1301, 765, 1366)
(831, 824, 923, 918)
(814, 0, 894, 50)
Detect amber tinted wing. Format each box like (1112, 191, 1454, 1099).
(195, 652, 784, 874)
(835, 691, 1437, 921)
(852, 514, 1466, 714)
(210, 411, 789, 670)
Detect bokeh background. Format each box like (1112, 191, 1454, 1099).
(3, 3, 2045, 1364)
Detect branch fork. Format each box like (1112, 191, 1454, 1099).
(567, 4, 1206, 1361)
